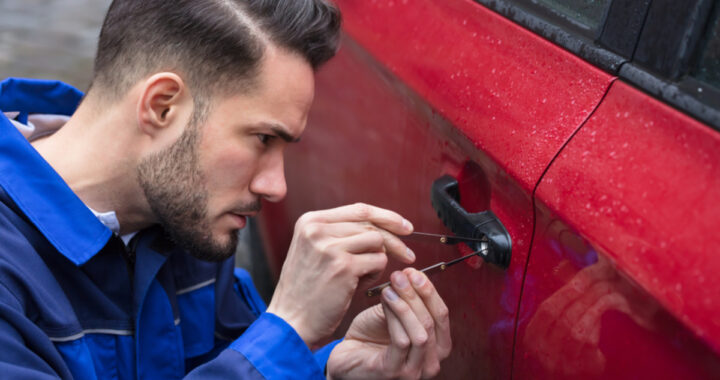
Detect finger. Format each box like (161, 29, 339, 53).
(392, 271, 435, 338)
(378, 228, 416, 264)
(351, 252, 388, 279)
(312, 221, 415, 264)
(302, 203, 413, 236)
(392, 270, 441, 378)
(384, 277, 428, 375)
(405, 268, 452, 360)
(309, 221, 376, 238)
(421, 333, 440, 379)
(381, 289, 411, 374)
(336, 230, 385, 253)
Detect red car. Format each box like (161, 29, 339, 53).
(257, 0, 720, 378)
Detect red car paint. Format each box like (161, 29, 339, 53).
(335, 0, 612, 194)
(258, 0, 720, 378)
(513, 82, 720, 378)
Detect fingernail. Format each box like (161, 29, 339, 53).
(410, 271, 425, 286)
(402, 218, 413, 232)
(394, 272, 409, 289)
(384, 287, 398, 301)
(406, 247, 416, 261)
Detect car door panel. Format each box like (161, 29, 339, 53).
(258, 0, 613, 377)
(513, 81, 720, 378)
(262, 38, 531, 378)
(333, 0, 614, 192)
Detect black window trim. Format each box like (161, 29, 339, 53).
(621, 0, 720, 131)
(474, 0, 650, 74)
(476, 0, 720, 131)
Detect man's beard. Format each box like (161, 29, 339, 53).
(136, 124, 256, 262)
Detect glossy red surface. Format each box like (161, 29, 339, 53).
(262, 39, 534, 378)
(259, 0, 614, 377)
(513, 81, 720, 378)
(335, 0, 613, 193)
(514, 206, 720, 379)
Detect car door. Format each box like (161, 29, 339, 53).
(513, 0, 720, 378)
(258, 0, 616, 377)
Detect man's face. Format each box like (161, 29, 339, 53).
(137, 47, 315, 261)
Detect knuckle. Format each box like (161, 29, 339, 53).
(424, 363, 441, 378)
(376, 253, 388, 268)
(328, 258, 349, 275)
(354, 202, 371, 220)
(317, 240, 334, 254)
(438, 338, 452, 359)
(439, 345, 452, 359)
(437, 305, 450, 324)
(301, 222, 319, 240)
(369, 231, 385, 248)
(420, 316, 435, 332)
(413, 331, 429, 347)
(296, 211, 314, 226)
(395, 336, 411, 350)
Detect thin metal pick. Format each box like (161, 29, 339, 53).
(366, 241, 489, 297)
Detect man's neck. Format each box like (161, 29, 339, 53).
(31, 97, 156, 234)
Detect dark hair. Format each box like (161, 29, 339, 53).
(91, 0, 341, 101)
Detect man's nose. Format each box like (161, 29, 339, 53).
(250, 154, 287, 203)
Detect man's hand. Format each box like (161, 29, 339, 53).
(326, 268, 452, 379)
(266, 203, 416, 346)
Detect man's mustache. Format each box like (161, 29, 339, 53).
(236, 199, 262, 214)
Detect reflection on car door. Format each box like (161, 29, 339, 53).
(513, 0, 720, 376)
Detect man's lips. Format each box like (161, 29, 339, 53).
(227, 200, 261, 228)
(229, 213, 248, 229)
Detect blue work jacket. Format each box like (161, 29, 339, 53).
(0, 78, 338, 379)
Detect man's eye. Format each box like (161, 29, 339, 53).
(257, 134, 273, 144)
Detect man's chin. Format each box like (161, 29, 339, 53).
(189, 242, 237, 262)
(172, 230, 238, 262)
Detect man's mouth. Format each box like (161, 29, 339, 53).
(229, 212, 248, 229)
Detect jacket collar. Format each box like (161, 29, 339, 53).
(0, 78, 111, 265)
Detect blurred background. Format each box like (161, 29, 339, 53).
(0, 0, 112, 90)
(0, 0, 275, 302)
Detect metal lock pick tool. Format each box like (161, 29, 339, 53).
(366, 232, 489, 297)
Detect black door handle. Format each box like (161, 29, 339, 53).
(430, 175, 512, 269)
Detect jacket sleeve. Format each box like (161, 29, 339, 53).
(185, 268, 329, 379)
(186, 312, 326, 379)
(0, 282, 71, 379)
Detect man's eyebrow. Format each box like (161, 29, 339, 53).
(268, 124, 301, 143)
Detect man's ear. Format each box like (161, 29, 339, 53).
(136, 73, 190, 138)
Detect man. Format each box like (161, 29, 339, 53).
(0, 0, 451, 379)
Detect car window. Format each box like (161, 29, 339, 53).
(692, 5, 720, 89)
(533, 0, 611, 30)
